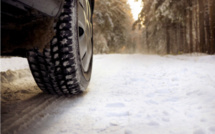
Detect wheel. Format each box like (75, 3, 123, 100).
(27, 0, 93, 95)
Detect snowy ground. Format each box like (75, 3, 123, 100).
(1, 54, 215, 134)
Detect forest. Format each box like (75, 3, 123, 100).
(93, 0, 215, 54)
(1, 1, 215, 133)
(93, 0, 134, 53)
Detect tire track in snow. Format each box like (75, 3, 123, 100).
(2, 94, 49, 124)
(2, 95, 64, 134)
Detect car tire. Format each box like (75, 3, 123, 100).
(27, 0, 93, 95)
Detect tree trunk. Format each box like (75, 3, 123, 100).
(179, 24, 184, 53)
(209, 0, 215, 53)
(166, 23, 170, 54)
(198, 0, 206, 53)
(204, 0, 211, 53)
(195, 0, 200, 52)
(146, 25, 150, 53)
(189, 0, 193, 53)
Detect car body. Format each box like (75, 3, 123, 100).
(1, 0, 94, 56)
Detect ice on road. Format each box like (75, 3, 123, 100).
(1, 54, 215, 134)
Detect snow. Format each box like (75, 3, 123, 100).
(0, 57, 29, 72)
(1, 54, 215, 134)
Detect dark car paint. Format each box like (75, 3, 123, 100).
(1, 0, 94, 56)
(1, 0, 94, 17)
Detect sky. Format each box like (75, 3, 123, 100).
(127, 0, 142, 20)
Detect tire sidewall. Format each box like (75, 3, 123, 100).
(74, 0, 93, 91)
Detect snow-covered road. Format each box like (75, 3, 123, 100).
(1, 54, 215, 134)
